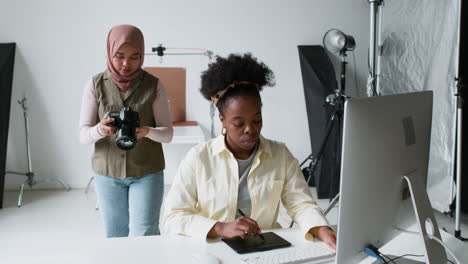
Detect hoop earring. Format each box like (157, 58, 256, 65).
(222, 127, 227, 136)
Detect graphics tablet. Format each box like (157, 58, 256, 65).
(222, 232, 291, 254)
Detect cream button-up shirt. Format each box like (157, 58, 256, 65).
(160, 135, 329, 240)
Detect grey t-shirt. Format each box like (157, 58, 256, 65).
(236, 145, 258, 218)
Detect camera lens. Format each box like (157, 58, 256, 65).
(116, 137, 136, 150)
(113, 107, 140, 150)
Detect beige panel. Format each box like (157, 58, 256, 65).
(144, 67, 186, 122)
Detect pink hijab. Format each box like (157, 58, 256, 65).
(106, 24, 145, 92)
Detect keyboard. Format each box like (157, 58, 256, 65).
(240, 242, 335, 264)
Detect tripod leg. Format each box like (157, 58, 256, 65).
(290, 110, 340, 228)
(85, 177, 94, 194)
(43, 178, 71, 191)
(55, 178, 71, 191)
(18, 182, 25, 207)
(323, 193, 340, 216)
(300, 153, 315, 168)
(83, 177, 99, 210)
(306, 110, 339, 186)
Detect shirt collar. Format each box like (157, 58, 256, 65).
(212, 134, 272, 158)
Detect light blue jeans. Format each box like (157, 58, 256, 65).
(94, 172, 164, 237)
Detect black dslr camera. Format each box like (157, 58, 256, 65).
(107, 107, 140, 150)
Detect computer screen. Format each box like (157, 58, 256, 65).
(335, 91, 447, 263)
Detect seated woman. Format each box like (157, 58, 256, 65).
(160, 53, 336, 249)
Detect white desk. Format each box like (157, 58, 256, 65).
(3, 227, 466, 264)
(355, 227, 468, 264)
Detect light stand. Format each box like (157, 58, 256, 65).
(368, 0, 384, 97)
(5, 96, 70, 207)
(291, 30, 354, 227)
(452, 0, 467, 242)
(454, 77, 468, 241)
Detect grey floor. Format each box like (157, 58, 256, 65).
(0, 188, 466, 247)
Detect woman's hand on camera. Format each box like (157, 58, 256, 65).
(309, 226, 337, 250)
(207, 216, 262, 239)
(98, 113, 117, 137)
(136, 126, 149, 139)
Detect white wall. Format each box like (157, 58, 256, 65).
(1, 0, 369, 189)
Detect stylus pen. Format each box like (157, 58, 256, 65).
(237, 209, 265, 241)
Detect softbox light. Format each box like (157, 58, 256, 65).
(0, 43, 16, 208)
(298, 45, 340, 199)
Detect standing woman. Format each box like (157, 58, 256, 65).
(79, 25, 173, 237)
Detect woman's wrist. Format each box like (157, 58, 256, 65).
(309, 225, 331, 238)
(207, 222, 225, 238)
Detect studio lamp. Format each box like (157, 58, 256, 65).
(322, 29, 355, 105)
(323, 29, 356, 55)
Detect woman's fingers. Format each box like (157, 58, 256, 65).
(99, 124, 116, 136)
(325, 234, 337, 250)
(221, 217, 263, 239)
(323, 230, 337, 250)
(240, 216, 262, 234)
(101, 117, 114, 125)
(98, 112, 117, 137)
(102, 112, 111, 120)
(236, 228, 248, 239)
(236, 217, 261, 237)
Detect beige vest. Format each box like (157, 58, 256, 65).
(91, 70, 165, 178)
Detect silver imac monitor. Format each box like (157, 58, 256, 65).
(335, 91, 447, 263)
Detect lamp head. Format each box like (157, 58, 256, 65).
(323, 29, 356, 55)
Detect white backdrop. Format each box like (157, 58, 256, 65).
(0, 0, 370, 189)
(379, 0, 460, 212)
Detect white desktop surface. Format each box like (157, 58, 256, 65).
(3, 227, 467, 264)
(356, 227, 468, 263)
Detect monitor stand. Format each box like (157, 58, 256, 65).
(402, 171, 447, 264)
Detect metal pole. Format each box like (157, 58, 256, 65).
(340, 55, 347, 93)
(453, 0, 467, 241)
(368, 0, 383, 97)
(323, 193, 340, 216)
(455, 77, 467, 241)
(455, 88, 463, 236)
(368, 0, 378, 96)
(21, 99, 33, 175)
(375, 3, 383, 96)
